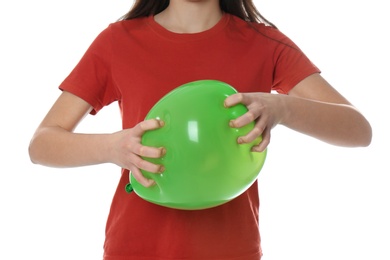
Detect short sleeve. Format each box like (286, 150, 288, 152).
(59, 24, 118, 115)
(266, 28, 321, 94)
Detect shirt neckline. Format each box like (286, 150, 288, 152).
(146, 13, 230, 42)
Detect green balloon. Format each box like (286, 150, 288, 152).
(130, 80, 267, 210)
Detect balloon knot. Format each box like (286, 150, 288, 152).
(125, 183, 133, 193)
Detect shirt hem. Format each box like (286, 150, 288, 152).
(104, 251, 262, 260)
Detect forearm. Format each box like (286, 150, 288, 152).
(280, 95, 372, 147)
(29, 126, 113, 168)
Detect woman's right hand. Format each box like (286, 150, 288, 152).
(29, 91, 166, 187)
(110, 119, 166, 187)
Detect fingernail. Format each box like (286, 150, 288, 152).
(251, 146, 263, 152)
(159, 166, 165, 173)
(160, 147, 166, 156)
(229, 120, 235, 127)
(159, 120, 165, 127)
(237, 137, 244, 144)
(147, 179, 156, 187)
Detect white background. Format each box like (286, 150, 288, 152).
(1, 0, 389, 259)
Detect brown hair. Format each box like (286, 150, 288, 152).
(119, 0, 276, 28)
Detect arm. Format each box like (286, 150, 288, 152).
(224, 73, 372, 151)
(28, 91, 165, 186)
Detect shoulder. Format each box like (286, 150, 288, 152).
(227, 14, 300, 50)
(108, 17, 150, 34)
(88, 17, 151, 47)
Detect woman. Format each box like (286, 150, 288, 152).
(29, 0, 372, 259)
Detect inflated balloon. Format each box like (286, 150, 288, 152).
(129, 80, 267, 210)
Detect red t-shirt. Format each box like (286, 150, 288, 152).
(59, 14, 320, 260)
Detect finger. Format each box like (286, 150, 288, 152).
(229, 109, 258, 128)
(129, 153, 165, 173)
(237, 114, 268, 144)
(133, 119, 165, 136)
(251, 128, 271, 152)
(237, 125, 263, 144)
(224, 93, 246, 108)
(132, 142, 166, 158)
(130, 167, 156, 187)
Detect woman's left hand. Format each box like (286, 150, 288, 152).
(224, 92, 287, 152)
